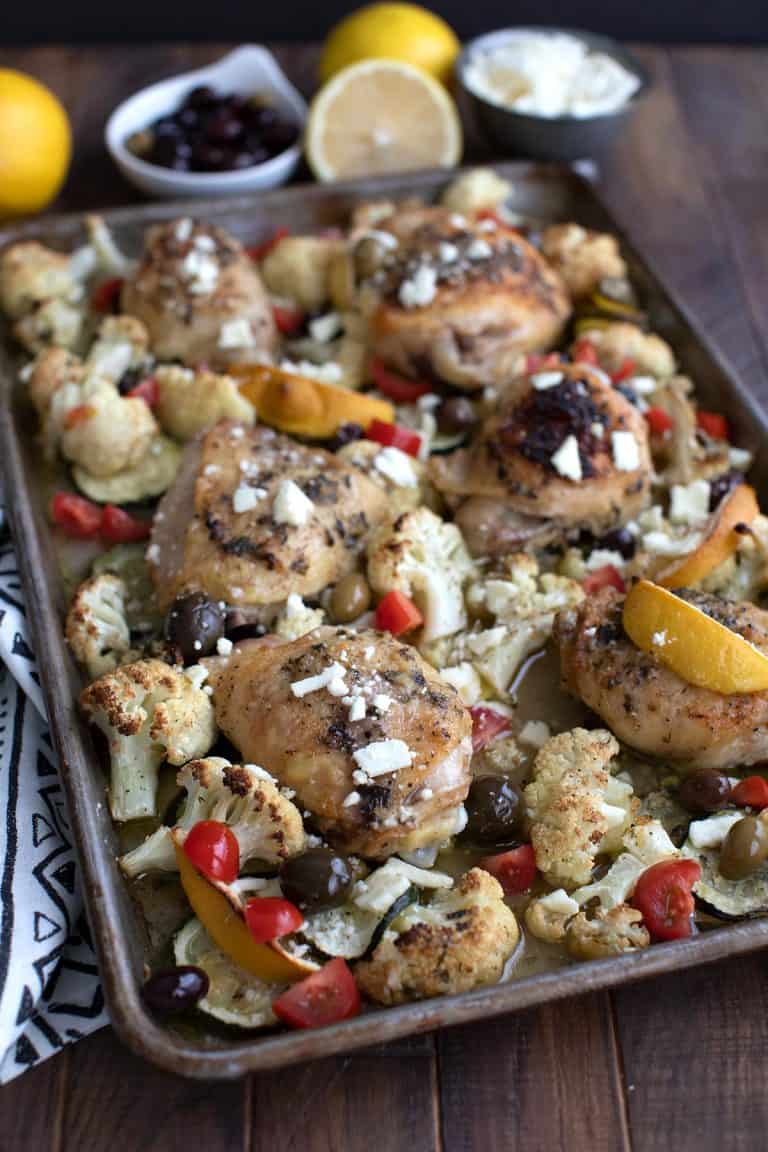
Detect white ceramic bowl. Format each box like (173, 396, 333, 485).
(105, 46, 307, 199)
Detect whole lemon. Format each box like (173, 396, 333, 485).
(0, 70, 71, 219)
(320, 3, 460, 87)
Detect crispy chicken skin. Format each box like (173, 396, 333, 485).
(121, 219, 276, 368)
(431, 363, 651, 537)
(365, 206, 571, 390)
(555, 588, 768, 770)
(149, 422, 388, 611)
(207, 626, 473, 858)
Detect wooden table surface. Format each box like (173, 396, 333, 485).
(1, 40, 768, 1152)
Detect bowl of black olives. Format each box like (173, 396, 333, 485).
(105, 46, 306, 198)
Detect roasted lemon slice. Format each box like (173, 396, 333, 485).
(174, 917, 281, 1029)
(658, 483, 759, 589)
(623, 580, 768, 694)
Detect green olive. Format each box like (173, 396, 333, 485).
(330, 572, 371, 624)
(719, 815, 768, 880)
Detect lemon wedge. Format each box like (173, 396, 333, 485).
(305, 59, 462, 183)
(623, 580, 768, 694)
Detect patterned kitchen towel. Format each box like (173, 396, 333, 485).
(0, 510, 108, 1084)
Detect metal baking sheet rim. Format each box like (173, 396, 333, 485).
(1, 162, 767, 1079)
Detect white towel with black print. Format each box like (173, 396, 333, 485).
(0, 507, 108, 1084)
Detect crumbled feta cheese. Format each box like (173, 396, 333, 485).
(343, 791, 361, 808)
(373, 446, 419, 487)
(669, 479, 711, 526)
(229, 426, 245, 439)
(175, 218, 193, 243)
(280, 358, 344, 384)
(290, 661, 347, 698)
(273, 479, 314, 527)
(216, 637, 233, 656)
(531, 370, 564, 390)
(628, 375, 657, 395)
(145, 543, 160, 565)
(466, 238, 492, 260)
(184, 664, 209, 690)
(359, 228, 399, 250)
(643, 530, 702, 557)
(438, 241, 459, 263)
(218, 317, 255, 349)
(372, 693, 393, 713)
(309, 312, 343, 343)
(180, 248, 219, 295)
(585, 548, 626, 571)
(591, 422, 605, 438)
(345, 695, 367, 722)
(352, 739, 413, 778)
(327, 675, 349, 697)
(536, 888, 579, 916)
(688, 811, 743, 850)
(194, 234, 215, 252)
(729, 446, 752, 471)
(364, 645, 376, 661)
(477, 217, 498, 232)
(651, 630, 667, 646)
(232, 483, 267, 513)
(449, 214, 467, 228)
(612, 430, 640, 472)
(352, 869, 411, 914)
(398, 264, 437, 309)
(519, 720, 551, 748)
(441, 662, 483, 706)
(387, 858, 453, 888)
(551, 434, 583, 482)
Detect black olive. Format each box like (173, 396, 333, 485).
(678, 768, 732, 815)
(464, 776, 524, 845)
(597, 526, 636, 560)
(437, 396, 478, 437)
(117, 366, 143, 396)
(204, 110, 243, 144)
(186, 85, 217, 109)
(708, 469, 741, 512)
(328, 422, 365, 451)
(142, 966, 209, 1016)
(280, 848, 353, 913)
(165, 592, 225, 665)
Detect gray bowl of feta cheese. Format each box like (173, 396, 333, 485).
(458, 27, 650, 162)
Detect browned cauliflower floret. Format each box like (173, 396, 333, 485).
(541, 223, 627, 299)
(119, 756, 305, 877)
(354, 868, 519, 1004)
(15, 296, 85, 354)
(60, 383, 158, 477)
(523, 728, 636, 889)
(574, 321, 676, 379)
(524, 888, 580, 944)
(565, 905, 650, 960)
(65, 573, 133, 679)
(154, 364, 255, 441)
(440, 168, 512, 215)
(260, 234, 341, 312)
(0, 241, 90, 353)
(79, 659, 217, 822)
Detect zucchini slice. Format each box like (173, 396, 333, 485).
(73, 435, 180, 504)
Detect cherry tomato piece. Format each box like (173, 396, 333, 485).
(272, 957, 360, 1029)
(582, 565, 626, 595)
(100, 505, 151, 544)
(50, 492, 102, 538)
(611, 358, 637, 384)
(731, 776, 768, 810)
(273, 304, 305, 336)
(370, 357, 432, 403)
(247, 227, 289, 262)
(571, 338, 599, 366)
(244, 897, 304, 943)
(480, 844, 537, 895)
(126, 375, 159, 407)
(183, 820, 239, 884)
(645, 406, 674, 436)
(91, 277, 124, 314)
(63, 403, 95, 429)
(631, 858, 701, 941)
(375, 589, 423, 636)
(469, 706, 511, 752)
(367, 419, 422, 457)
(697, 410, 729, 440)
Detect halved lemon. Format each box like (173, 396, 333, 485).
(657, 483, 759, 589)
(305, 59, 462, 183)
(622, 580, 768, 694)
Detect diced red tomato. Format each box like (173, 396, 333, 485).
(469, 705, 511, 752)
(244, 897, 304, 943)
(63, 403, 95, 429)
(272, 958, 360, 1029)
(582, 565, 626, 595)
(697, 410, 729, 440)
(183, 820, 239, 884)
(631, 858, 701, 941)
(100, 505, 151, 544)
(570, 338, 599, 366)
(480, 844, 537, 895)
(375, 589, 423, 636)
(367, 419, 422, 457)
(273, 304, 305, 336)
(50, 492, 102, 538)
(370, 357, 432, 403)
(91, 277, 124, 314)
(731, 776, 768, 810)
(525, 352, 562, 373)
(125, 375, 159, 408)
(611, 358, 636, 384)
(645, 406, 674, 436)
(247, 227, 289, 262)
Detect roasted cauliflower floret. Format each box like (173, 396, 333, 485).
(565, 905, 650, 960)
(367, 507, 476, 643)
(0, 240, 89, 353)
(14, 296, 85, 354)
(65, 573, 133, 679)
(355, 868, 519, 1004)
(60, 382, 158, 477)
(575, 321, 676, 379)
(523, 728, 636, 889)
(440, 168, 512, 216)
(336, 439, 436, 514)
(524, 888, 580, 944)
(540, 223, 627, 300)
(154, 364, 255, 441)
(119, 756, 305, 877)
(79, 658, 217, 822)
(274, 594, 325, 641)
(260, 234, 341, 312)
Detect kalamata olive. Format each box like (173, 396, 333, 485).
(328, 422, 365, 451)
(679, 769, 732, 815)
(280, 848, 353, 913)
(186, 85, 217, 109)
(597, 526, 636, 560)
(142, 966, 209, 1016)
(117, 366, 143, 396)
(719, 815, 768, 880)
(330, 573, 371, 624)
(708, 469, 740, 512)
(205, 110, 243, 143)
(464, 776, 524, 845)
(437, 396, 478, 437)
(165, 592, 225, 664)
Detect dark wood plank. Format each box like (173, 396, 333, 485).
(0, 1046, 68, 1152)
(249, 1035, 439, 1152)
(59, 1028, 245, 1152)
(437, 994, 630, 1152)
